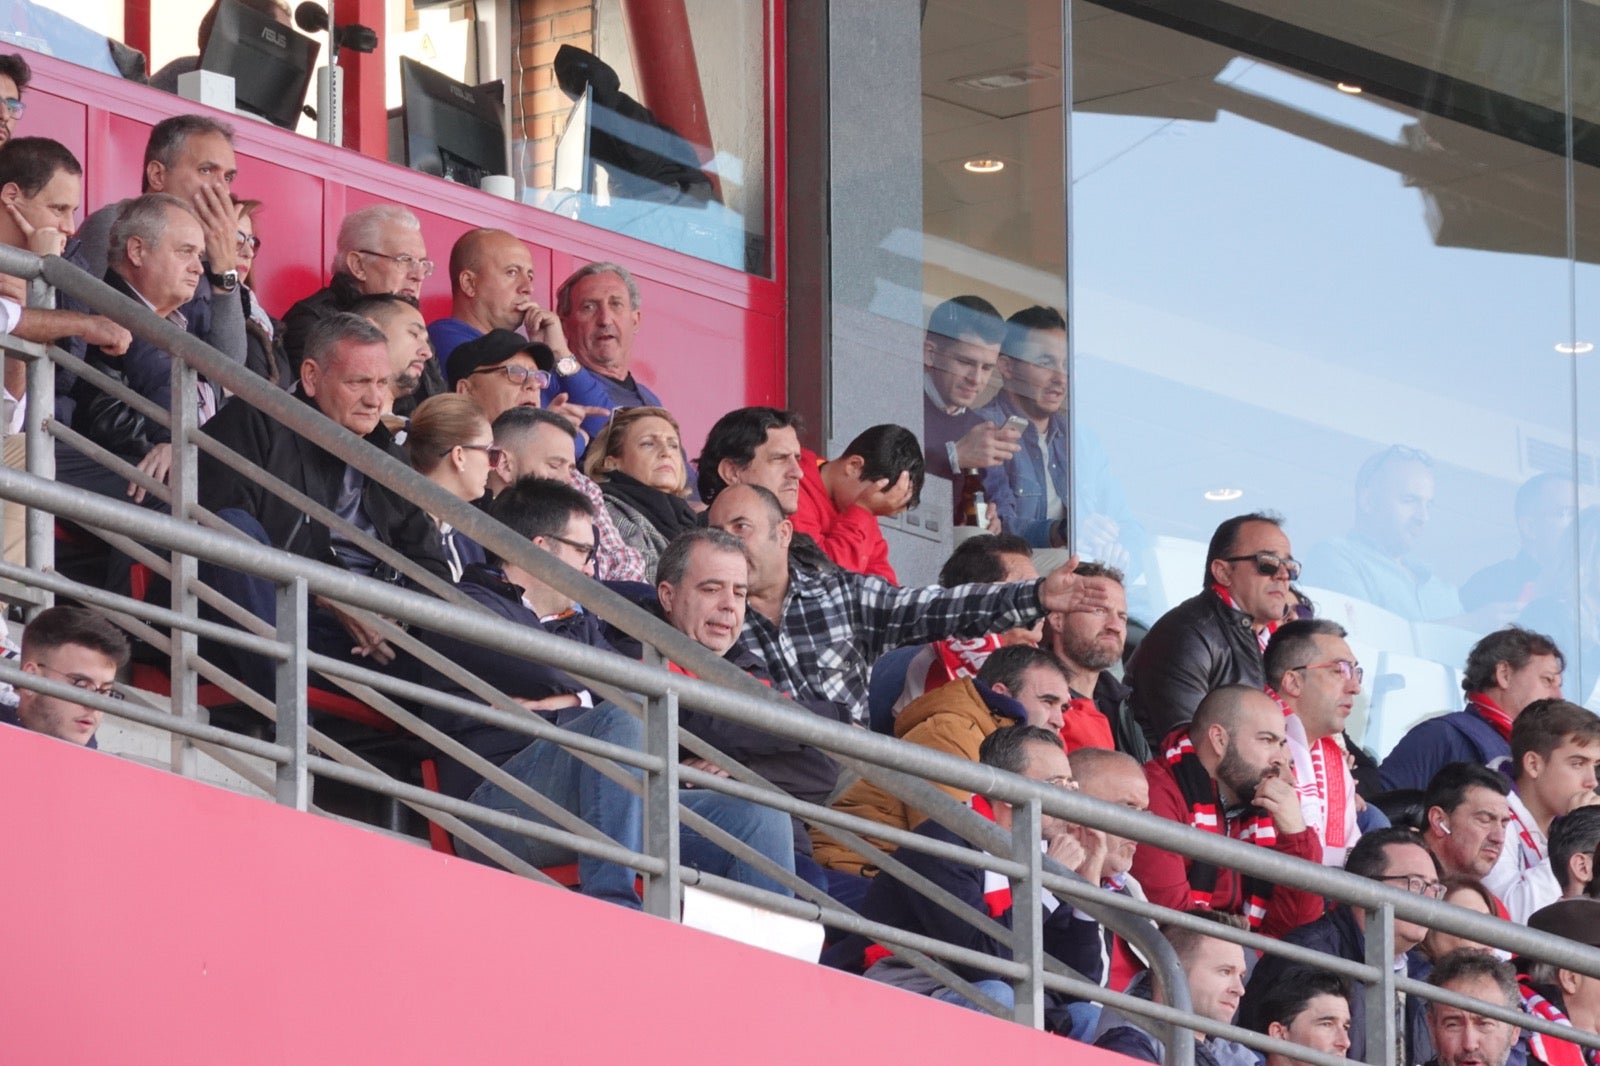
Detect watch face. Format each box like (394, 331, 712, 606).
(556, 356, 580, 377)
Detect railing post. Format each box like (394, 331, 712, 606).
(275, 576, 309, 810)
(22, 275, 54, 610)
(1364, 902, 1398, 1066)
(641, 685, 681, 919)
(167, 354, 199, 778)
(1010, 796, 1046, 1028)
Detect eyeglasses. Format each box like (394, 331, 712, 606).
(1377, 874, 1446, 899)
(469, 363, 550, 389)
(1293, 659, 1364, 685)
(2, 98, 24, 119)
(456, 443, 505, 464)
(33, 662, 123, 701)
(540, 533, 597, 564)
(1223, 551, 1302, 581)
(356, 249, 435, 278)
(236, 231, 261, 253)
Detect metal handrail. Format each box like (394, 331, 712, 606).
(5, 243, 1600, 1063)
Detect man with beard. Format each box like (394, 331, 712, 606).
(352, 293, 433, 419)
(1263, 619, 1366, 866)
(1044, 560, 1148, 761)
(1128, 684, 1325, 937)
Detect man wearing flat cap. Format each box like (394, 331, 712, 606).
(449, 329, 557, 426)
(1519, 899, 1600, 1066)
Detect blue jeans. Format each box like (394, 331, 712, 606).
(931, 978, 1016, 1015)
(460, 702, 796, 909)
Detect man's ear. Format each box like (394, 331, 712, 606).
(301, 358, 321, 398)
(776, 517, 794, 550)
(1493, 660, 1514, 691)
(125, 235, 147, 269)
(1205, 722, 1230, 758)
(0, 181, 20, 208)
(344, 249, 367, 280)
(1570, 851, 1592, 890)
(1267, 1021, 1288, 1042)
(144, 159, 166, 193)
(458, 269, 477, 299)
(656, 579, 676, 619)
(841, 454, 866, 481)
(1559, 968, 1582, 997)
(1209, 557, 1232, 589)
(1522, 750, 1545, 783)
(717, 457, 743, 488)
(989, 681, 1012, 699)
(923, 337, 939, 369)
(1278, 668, 1305, 699)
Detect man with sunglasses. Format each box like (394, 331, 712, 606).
(1126, 511, 1299, 746)
(1240, 827, 1442, 1065)
(4, 605, 130, 748)
(1264, 619, 1366, 867)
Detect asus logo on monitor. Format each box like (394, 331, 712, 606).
(259, 26, 288, 48)
(450, 86, 473, 104)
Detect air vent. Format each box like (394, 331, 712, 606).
(951, 64, 1059, 92)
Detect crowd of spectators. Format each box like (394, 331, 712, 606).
(4, 59, 1600, 1064)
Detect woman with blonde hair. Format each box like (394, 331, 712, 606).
(407, 394, 497, 580)
(583, 405, 697, 578)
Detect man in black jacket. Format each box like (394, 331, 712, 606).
(1126, 511, 1298, 746)
(403, 478, 795, 911)
(197, 313, 449, 694)
(66, 193, 207, 502)
(1239, 827, 1439, 1064)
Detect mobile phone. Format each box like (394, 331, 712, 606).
(1002, 415, 1029, 435)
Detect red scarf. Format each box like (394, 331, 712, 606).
(1267, 685, 1351, 850)
(1213, 585, 1277, 650)
(1522, 983, 1591, 1066)
(1469, 692, 1514, 741)
(1163, 729, 1277, 928)
(931, 635, 1003, 688)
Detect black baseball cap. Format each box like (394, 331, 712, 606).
(447, 329, 554, 389)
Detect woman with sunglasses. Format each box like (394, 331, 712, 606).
(232, 197, 292, 388)
(583, 406, 697, 579)
(406, 394, 497, 581)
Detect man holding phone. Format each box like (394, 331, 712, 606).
(978, 306, 1148, 582)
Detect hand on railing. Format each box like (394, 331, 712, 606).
(129, 442, 172, 504)
(315, 596, 396, 664)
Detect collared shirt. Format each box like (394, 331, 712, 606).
(1484, 785, 1562, 922)
(735, 564, 1046, 725)
(129, 286, 216, 422)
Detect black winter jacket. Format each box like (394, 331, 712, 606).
(1125, 589, 1265, 747)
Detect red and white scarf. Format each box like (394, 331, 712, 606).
(1163, 729, 1277, 929)
(1522, 983, 1591, 1066)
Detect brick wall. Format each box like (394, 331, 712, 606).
(512, 0, 595, 189)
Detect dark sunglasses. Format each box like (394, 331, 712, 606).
(1223, 551, 1302, 581)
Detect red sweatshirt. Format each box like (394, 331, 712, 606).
(1128, 756, 1326, 938)
(790, 448, 897, 583)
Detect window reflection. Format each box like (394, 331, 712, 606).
(1071, 1, 1593, 752)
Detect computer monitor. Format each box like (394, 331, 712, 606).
(199, 0, 319, 130)
(552, 86, 593, 196)
(399, 57, 508, 188)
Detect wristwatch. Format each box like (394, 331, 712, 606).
(554, 353, 580, 377)
(207, 268, 239, 294)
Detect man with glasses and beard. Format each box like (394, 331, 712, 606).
(1127, 512, 1299, 746)
(1129, 684, 1326, 938)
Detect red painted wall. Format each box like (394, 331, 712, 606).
(18, 51, 784, 453)
(0, 726, 1142, 1064)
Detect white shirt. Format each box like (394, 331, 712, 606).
(1483, 787, 1562, 922)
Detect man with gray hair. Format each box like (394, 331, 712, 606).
(1423, 949, 1524, 1066)
(198, 312, 449, 692)
(556, 260, 665, 428)
(66, 193, 208, 504)
(280, 204, 441, 392)
(70, 114, 247, 367)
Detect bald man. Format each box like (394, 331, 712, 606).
(1128, 684, 1326, 937)
(428, 227, 612, 432)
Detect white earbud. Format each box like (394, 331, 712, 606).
(1438, 823, 1452, 836)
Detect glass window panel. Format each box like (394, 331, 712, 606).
(1071, 0, 1590, 753)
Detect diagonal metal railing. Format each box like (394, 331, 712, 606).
(0, 243, 1597, 1066)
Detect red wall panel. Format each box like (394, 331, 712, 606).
(15, 50, 784, 453)
(0, 727, 1138, 1065)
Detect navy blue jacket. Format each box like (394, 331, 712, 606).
(828, 817, 1105, 1033)
(1378, 707, 1510, 792)
(1240, 905, 1434, 1064)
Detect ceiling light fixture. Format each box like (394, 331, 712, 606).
(963, 158, 1005, 174)
(1555, 340, 1595, 355)
(1204, 488, 1244, 502)
(1335, 82, 1363, 94)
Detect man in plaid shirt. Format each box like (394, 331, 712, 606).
(707, 484, 1110, 725)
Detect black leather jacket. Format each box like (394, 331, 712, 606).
(1124, 589, 1265, 747)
